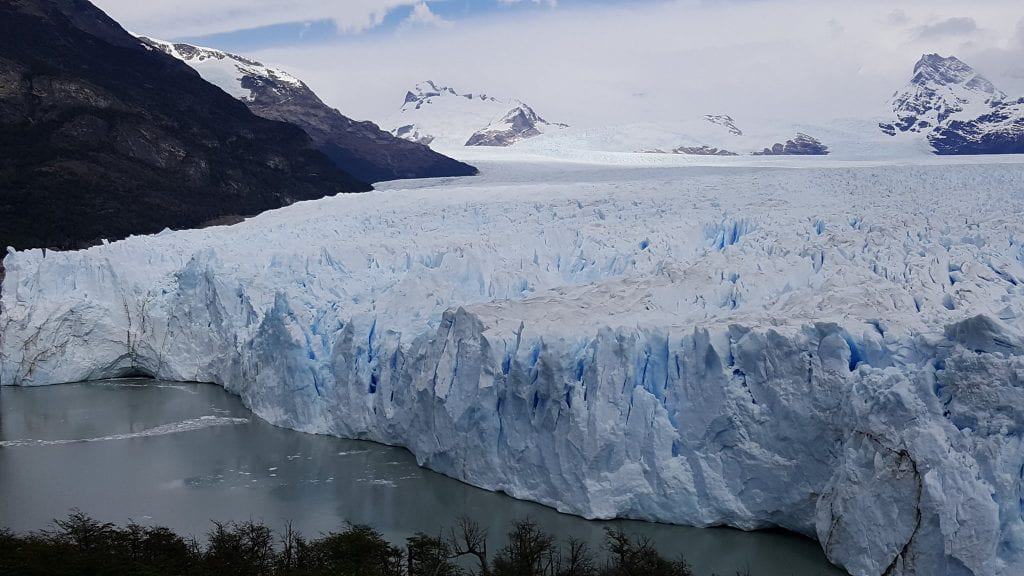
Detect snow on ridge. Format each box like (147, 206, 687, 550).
(139, 36, 304, 101)
(3, 161, 1024, 575)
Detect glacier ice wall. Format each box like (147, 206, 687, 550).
(3, 162, 1024, 576)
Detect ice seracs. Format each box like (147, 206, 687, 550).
(3, 159, 1024, 576)
(389, 81, 566, 148)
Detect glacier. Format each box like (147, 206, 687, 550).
(2, 158, 1024, 576)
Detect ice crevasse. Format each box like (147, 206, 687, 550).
(2, 163, 1024, 576)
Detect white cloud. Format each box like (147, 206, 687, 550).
(91, 0, 424, 37)
(916, 16, 978, 39)
(499, 0, 558, 6)
(401, 2, 451, 29)
(95, 0, 1024, 128)
(885, 9, 910, 26)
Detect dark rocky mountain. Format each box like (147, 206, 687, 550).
(752, 133, 829, 156)
(140, 39, 477, 183)
(881, 54, 1024, 154)
(0, 0, 371, 251)
(930, 98, 1024, 155)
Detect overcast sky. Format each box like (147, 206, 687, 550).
(93, 0, 1024, 127)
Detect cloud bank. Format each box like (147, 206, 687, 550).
(93, 0, 1024, 129)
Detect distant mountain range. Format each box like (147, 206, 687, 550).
(637, 114, 830, 157)
(0, 0, 372, 251)
(139, 39, 476, 182)
(389, 81, 567, 148)
(523, 53, 1022, 159)
(881, 53, 1023, 155)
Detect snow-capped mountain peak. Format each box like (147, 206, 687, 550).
(910, 54, 1003, 99)
(879, 53, 1024, 154)
(466, 101, 567, 146)
(882, 53, 1005, 134)
(389, 81, 565, 148)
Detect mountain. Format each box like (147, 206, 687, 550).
(881, 54, 1005, 135)
(930, 98, 1024, 155)
(0, 0, 370, 251)
(389, 81, 566, 148)
(465, 102, 564, 146)
(881, 54, 1024, 154)
(618, 115, 829, 157)
(139, 39, 476, 183)
(751, 133, 829, 156)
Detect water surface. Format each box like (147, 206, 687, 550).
(0, 380, 845, 575)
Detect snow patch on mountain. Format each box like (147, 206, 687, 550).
(3, 159, 1024, 576)
(140, 37, 303, 102)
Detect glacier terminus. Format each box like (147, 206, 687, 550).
(2, 158, 1024, 576)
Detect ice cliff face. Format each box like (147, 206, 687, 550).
(3, 161, 1024, 576)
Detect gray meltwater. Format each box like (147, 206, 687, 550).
(0, 380, 845, 576)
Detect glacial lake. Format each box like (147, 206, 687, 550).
(0, 380, 845, 575)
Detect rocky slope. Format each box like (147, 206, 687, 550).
(881, 54, 1024, 154)
(752, 133, 829, 155)
(0, 0, 369, 251)
(389, 81, 566, 148)
(140, 39, 476, 183)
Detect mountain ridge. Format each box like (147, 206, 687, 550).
(140, 39, 477, 183)
(0, 0, 371, 251)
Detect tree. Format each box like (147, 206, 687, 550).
(446, 517, 490, 576)
(601, 528, 692, 576)
(407, 532, 462, 576)
(491, 519, 557, 576)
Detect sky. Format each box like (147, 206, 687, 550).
(92, 0, 1024, 128)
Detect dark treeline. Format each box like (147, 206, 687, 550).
(0, 512, 765, 576)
